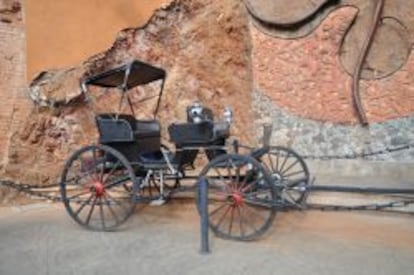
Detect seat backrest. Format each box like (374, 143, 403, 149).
(96, 114, 135, 143)
(95, 114, 162, 161)
(135, 120, 161, 138)
(135, 120, 161, 153)
(168, 121, 214, 146)
(96, 113, 161, 144)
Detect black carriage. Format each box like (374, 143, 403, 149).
(60, 60, 310, 241)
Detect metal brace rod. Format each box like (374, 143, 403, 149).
(309, 185, 414, 195)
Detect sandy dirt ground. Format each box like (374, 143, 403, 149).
(0, 201, 413, 275)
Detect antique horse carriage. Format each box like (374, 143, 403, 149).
(60, 60, 310, 241)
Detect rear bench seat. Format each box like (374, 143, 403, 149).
(95, 113, 161, 161)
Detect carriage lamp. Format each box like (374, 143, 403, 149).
(223, 107, 233, 124)
(188, 102, 204, 124)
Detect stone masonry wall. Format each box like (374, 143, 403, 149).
(0, 1, 29, 168)
(253, 89, 414, 161)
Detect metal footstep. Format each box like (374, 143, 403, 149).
(149, 198, 167, 206)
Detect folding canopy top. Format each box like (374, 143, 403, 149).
(82, 60, 167, 117)
(84, 60, 166, 90)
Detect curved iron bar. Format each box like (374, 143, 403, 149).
(351, 0, 384, 125)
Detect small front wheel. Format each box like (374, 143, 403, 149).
(198, 154, 278, 241)
(60, 145, 137, 231)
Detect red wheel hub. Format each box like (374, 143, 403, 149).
(231, 192, 244, 206)
(92, 181, 105, 197)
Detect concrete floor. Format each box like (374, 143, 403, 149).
(0, 202, 413, 275)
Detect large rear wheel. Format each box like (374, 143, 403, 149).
(60, 145, 137, 231)
(198, 154, 277, 241)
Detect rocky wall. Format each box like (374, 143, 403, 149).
(1, 0, 414, 192)
(2, 0, 253, 186)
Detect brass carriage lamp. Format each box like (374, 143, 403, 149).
(223, 107, 233, 124)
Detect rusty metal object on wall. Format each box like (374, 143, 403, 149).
(244, 0, 414, 125)
(351, 0, 384, 125)
(244, 0, 331, 26)
(244, 0, 338, 38)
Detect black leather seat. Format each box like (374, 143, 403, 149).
(95, 113, 162, 161)
(168, 121, 215, 146)
(96, 113, 160, 142)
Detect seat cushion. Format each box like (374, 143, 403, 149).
(138, 150, 177, 169)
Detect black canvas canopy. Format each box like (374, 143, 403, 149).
(82, 60, 166, 117)
(84, 60, 166, 90)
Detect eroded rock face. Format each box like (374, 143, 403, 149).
(5, 106, 96, 185)
(5, 0, 253, 186)
(29, 68, 85, 107)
